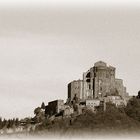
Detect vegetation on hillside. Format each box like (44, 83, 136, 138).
(0, 93, 140, 136)
(33, 93, 140, 135)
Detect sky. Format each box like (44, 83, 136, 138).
(0, 0, 140, 119)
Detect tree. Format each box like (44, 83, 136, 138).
(137, 91, 140, 99)
(125, 97, 140, 122)
(34, 107, 41, 115)
(7, 119, 12, 128)
(41, 102, 45, 109)
(15, 118, 20, 127)
(2, 119, 8, 128)
(0, 117, 2, 129)
(34, 107, 45, 123)
(73, 94, 79, 104)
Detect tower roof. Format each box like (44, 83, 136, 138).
(94, 61, 107, 67)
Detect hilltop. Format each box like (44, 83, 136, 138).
(0, 61, 140, 137)
(0, 95, 140, 137)
(32, 97, 140, 137)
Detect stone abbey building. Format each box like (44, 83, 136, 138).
(45, 61, 129, 117)
(68, 61, 129, 101)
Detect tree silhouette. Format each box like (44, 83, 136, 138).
(34, 107, 45, 123)
(2, 119, 8, 128)
(41, 102, 45, 109)
(15, 118, 19, 127)
(137, 91, 140, 99)
(34, 107, 41, 115)
(125, 97, 140, 122)
(0, 117, 2, 129)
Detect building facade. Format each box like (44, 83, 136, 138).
(83, 61, 117, 99)
(68, 80, 83, 101)
(68, 61, 129, 102)
(105, 96, 127, 107)
(45, 100, 64, 116)
(86, 99, 100, 108)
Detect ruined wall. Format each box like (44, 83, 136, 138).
(45, 100, 64, 115)
(105, 96, 127, 107)
(86, 99, 100, 108)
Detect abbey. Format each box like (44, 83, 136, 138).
(68, 61, 129, 102)
(45, 61, 129, 117)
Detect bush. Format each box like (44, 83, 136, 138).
(125, 97, 140, 122)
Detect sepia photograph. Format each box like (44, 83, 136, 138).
(0, 0, 140, 139)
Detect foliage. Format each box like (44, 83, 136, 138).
(0, 118, 20, 130)
(38, 102, 140, 135)
(34, 107, 42, 115)
(1, 96, 140, 134)
(137, 91, 140, 98)
(70, 103, 139, 131)
(34, 107, 45, 123)
(125, 97, 140, 122)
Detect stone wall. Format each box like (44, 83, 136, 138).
(68, 80, 83, 101)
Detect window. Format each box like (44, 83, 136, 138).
(89, 85, 91, 89)
(100, 87, 102, 91)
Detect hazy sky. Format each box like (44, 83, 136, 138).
(0, 0, 140, 119)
